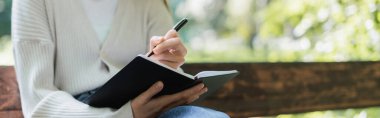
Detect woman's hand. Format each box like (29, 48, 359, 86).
(148, 30, 187, 69)
(131, 81, 207, 118)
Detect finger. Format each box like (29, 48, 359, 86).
(181, 83, 205, 96)
(134, 81, 164, 104)
(164, 29, 178, 39)
(153, 45, 187, 59)
(153, 38, 183, 54)
(147, 83, 206, 113)
(149, 36, 164, 51)
(159, 61, 181, 69)
(186, 96, 199, 104)
(158, 59, 184, 68)
(186, 87, 208, 104)
(150, 49, 185, 69)
(152, 51, 185, 63)
(168, 45, 187, 57)
(161, 87, 206, 111)
(169, 49, 176, 54)
(165, 83, 205, 105)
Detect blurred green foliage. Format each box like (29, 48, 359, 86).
(171, 0, 380, 62)
(0, 0, 11, 35)
(0, 0, 11, 51)
(277, 107, 380, 118)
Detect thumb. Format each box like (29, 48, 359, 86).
(135, 81, 164, 103)
(164, 29, 178, 39)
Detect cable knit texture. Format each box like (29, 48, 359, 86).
(12, 0, 172, 117)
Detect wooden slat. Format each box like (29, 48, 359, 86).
(2, 62, 380, 118)
(0, 66, 23, 118)
(182, 62, 380, 117)
(0, 111, 23, 118)
(0, 66, 21, 112)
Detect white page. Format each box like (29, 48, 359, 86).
(195, 70, 238, 79)
(139, 54, 195, 79)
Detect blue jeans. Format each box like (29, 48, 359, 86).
(158, 106, 229, 118)
(74, 89, 230, 118)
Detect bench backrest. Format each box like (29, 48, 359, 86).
(2, 62, 380, 118)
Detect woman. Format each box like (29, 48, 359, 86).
(12, 0, 229, 117)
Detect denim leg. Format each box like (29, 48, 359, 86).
(158, 106, 230, 118)
(74, 88, 99, 104)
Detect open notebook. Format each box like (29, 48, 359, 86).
(87, 54, 239, 109)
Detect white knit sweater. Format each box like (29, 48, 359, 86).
(12, 0, 172, 117)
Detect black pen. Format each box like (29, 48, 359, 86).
(147, 18, 188, 57)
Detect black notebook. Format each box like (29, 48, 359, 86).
(87, 54, 239, 109)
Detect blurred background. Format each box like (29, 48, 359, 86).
(1, 0, 380, 117)
(169, 0, 380, 62)
(0, 0, 11, 65)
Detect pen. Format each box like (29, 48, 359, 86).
(147, 18, 188, 57)
(173, 18, 188, 31)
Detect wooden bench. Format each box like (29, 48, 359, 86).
(2, 62, 380, 117)
(0, 66, 22, 118)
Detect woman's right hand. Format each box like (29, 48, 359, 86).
(131, 81, 208, 118)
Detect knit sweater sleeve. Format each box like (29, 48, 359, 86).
(146, 0, 174, 38)
(12, 0, 133, 117)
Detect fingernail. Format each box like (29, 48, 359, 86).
(199, 83, 204, 88)
(169, 49, 176, 54)
(156, 81, 163, 88)
(203, 88, 208, 93)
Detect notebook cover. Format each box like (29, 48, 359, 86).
(88, 56, 201, 109)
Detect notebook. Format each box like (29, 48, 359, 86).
(87, 54, 239, 109)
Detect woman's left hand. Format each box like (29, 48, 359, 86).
(147, 29, 187, 69)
